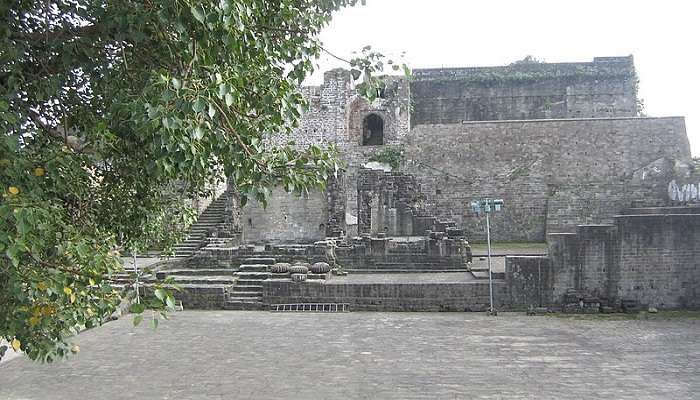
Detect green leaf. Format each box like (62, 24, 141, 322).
(129, 303, 145, 314)
(166, 295, 176, 310)
(193, 126, 204, 140)
(225, 93, 234, 107)
(192, 98, 206, 113)
(191, 6, 206, 24)
(154, 288, 166, 301)
(151, 317, 159, 329)
(133, 314, 143, 327)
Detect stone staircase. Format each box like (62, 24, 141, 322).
(224, 258, 273, 310)
(170, 191, 229, 258)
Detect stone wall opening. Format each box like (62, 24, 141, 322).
(362, 114, 384, 145)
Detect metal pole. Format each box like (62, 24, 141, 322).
(486, 210, 494, 314)
(133, 254, 140, 304)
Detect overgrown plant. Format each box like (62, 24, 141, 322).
(368, 147, 405, 170)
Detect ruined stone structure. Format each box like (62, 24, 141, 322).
(507, 206, 700, 310)
(165, 56, 699, 312)
(231, 56, 693, 243)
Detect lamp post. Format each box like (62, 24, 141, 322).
(470, 198, 504, 315)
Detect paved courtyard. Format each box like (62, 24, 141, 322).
(1, 311, 699, 399)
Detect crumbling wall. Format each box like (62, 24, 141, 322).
(356, 168, 423, 235)
(268, 69, 411, 222)
(411, 56, 637, 125)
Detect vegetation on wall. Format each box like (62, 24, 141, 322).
(368, 147, 404, 170)
(509, 55, 545, 65)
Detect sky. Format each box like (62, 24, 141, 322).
(311, 0, 699, 156)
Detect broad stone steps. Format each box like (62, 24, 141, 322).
(235, 271, 271, 280)
(157, 268, 238, 278)
(235, 284, 263, 290)
(238, 264, 268, 273)
(223, 300, 264, 310)
(232, 291, 262, 298)
(235, 279, 266, 287)
(167, 276, 237, 285)
(166, 190, 231, 257)
(225, 260, 273, 310)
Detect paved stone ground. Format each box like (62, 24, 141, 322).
(2, 311, 699, 399)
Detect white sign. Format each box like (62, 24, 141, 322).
(668, 180, 700, 202)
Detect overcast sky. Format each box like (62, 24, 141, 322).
(311, 0, 699, 156)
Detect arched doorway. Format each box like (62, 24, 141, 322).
(362, 114, 384, 145)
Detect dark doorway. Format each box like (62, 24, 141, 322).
(362, 114, 384, 145)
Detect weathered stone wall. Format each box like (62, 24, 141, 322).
(411, 56, 637, 125)
(172, 285, 226, 310)
(545, 208, 700, 309)
(403, 117, 690, 241)
(268, 69, 411, 222)
(615, 212, 700, 308)
(240, 187, 328, 244)
(505, 256, 552, 308)
(262, 280, 507, 311)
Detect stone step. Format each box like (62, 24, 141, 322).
(236, 278, 265, 286)
(226, 297, 262, 303)
(181, 239, 204, 244)
(234, 284, 262, 290)
(188, 224, 218, 230)
(223, 301, 265, 311)
(235, 271, 271, 279)
(157, 269, 237, 278)
(168, 276, 237, 285)
(230, 290, 262, 298)
(201, 206, 226, 211)
(174, 244, 201, 250)
(239, 264, 268, 272)
(242, 257, 277, 265)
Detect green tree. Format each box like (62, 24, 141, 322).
(0, 0, 400, 362)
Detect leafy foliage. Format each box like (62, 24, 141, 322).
(0, 0, 384, 361)
(368, 147, 404, 170)
(509, 55, 545, 65)
(348, 46, 410, 102)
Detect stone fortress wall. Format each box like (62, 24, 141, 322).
(238, 56, 693, 243)
(411, 56, 638, 124)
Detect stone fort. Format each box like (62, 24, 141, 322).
(236, 55, 694, 243)
(163, 56, 700, 313)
